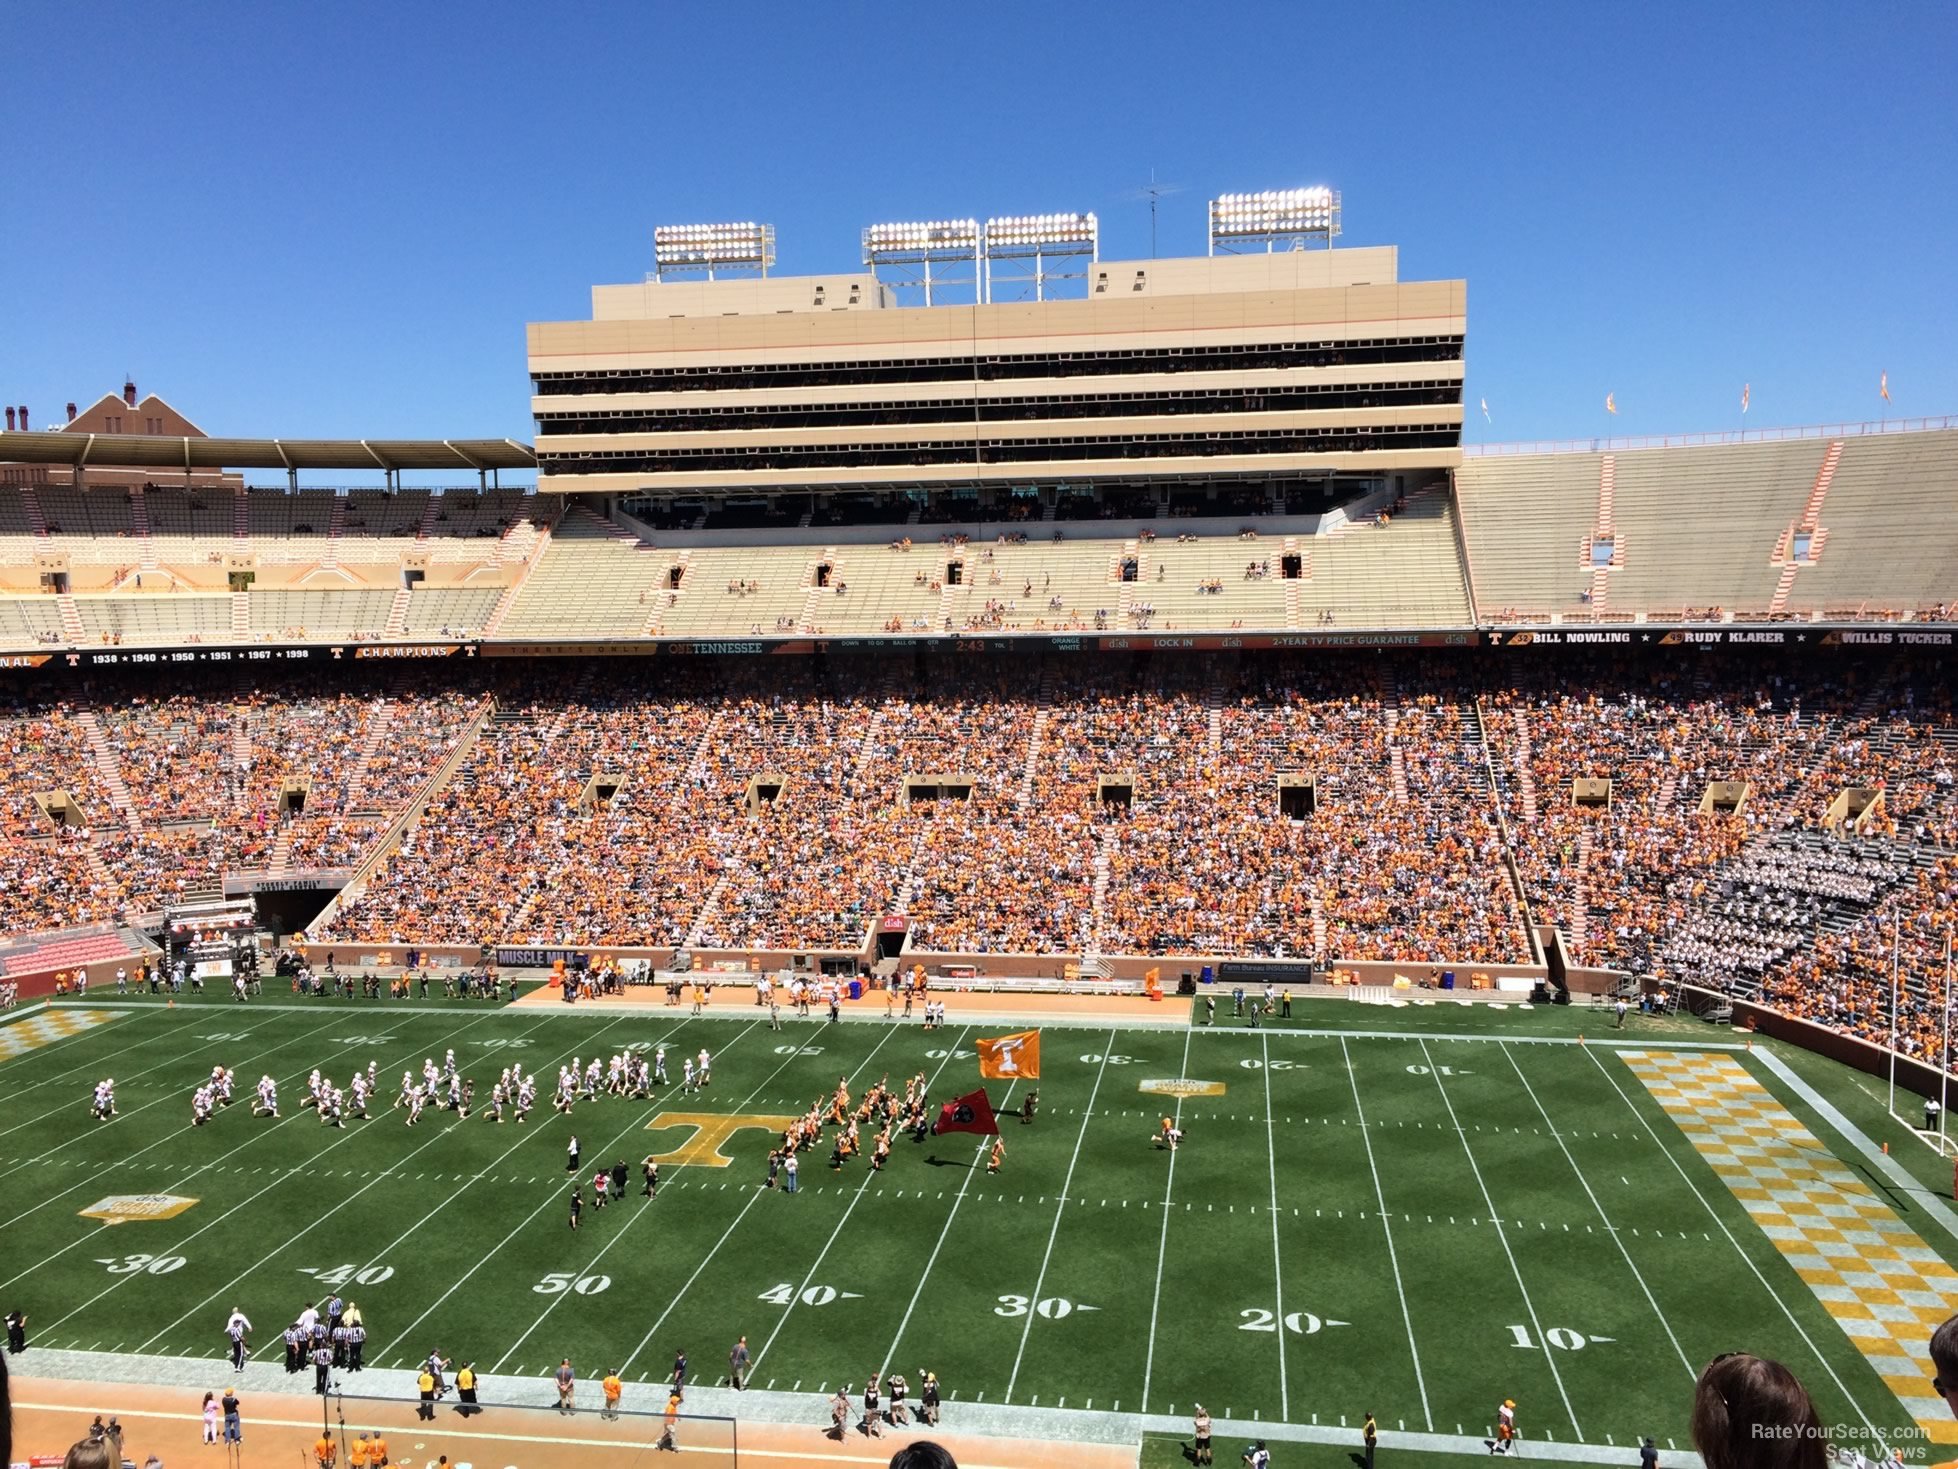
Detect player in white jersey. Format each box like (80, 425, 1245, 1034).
(217, 1067, 236, 1105)
(349, 1073, 371, 1118)
(254, 1075, 279, 1117)
(697, 1048, 712, 1086)
(443, 1048, 457, 1082)
(192, 1085, 215, 1126)
(514, 1078, 536, 1123)
(654, 1046, 669, 1086)
(607, 1055, 625, 1094)
(682, 1058, 697, 1095)
(405, 1084, 425, 1126)
(583, 1059, 602, 1097)
(91, 1078, 116, 1120)
(486, 1080, 507, 1123)
(320, 1086, 344, 1128)
(394, 1070, 415, 1109)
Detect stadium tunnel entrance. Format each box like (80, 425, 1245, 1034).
(249, 883, 344, 939)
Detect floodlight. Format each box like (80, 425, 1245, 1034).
(862, 219, 982, 258)
(652, 221, 776, 276)
(983, 212, 1098, 251)
(1207, 188, 1341, 252)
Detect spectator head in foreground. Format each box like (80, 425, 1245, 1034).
(63, 1438, 116, 1469)
(1931, 1313, 1958, 1417)
(1691, 1353, 1826, 1469)
(890, 1443, 958, 1469)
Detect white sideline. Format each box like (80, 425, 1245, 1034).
(1138, 1023, 1194, 1413)
(1343, 1033, 1432, 1429)
(1259, 1032, 1288, 1419)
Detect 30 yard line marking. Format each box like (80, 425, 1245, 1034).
(749, 1027, 975, 1375)
(1500, 1042, 1695, 1380)
(1004, 1029, 1116, 1402)
(1261, 1032, 1289, 1420)
(1140, 1022, 1195, 1413)
(1418, 1037, 1582, 1441)
(1343, 1035, 1431, 1430)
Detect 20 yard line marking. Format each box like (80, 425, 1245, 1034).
(1343, 1036, 1431, 1430)
(1004, 1029, 1116, 1402)
(1261, 1032, 1289, 1420)
(1418, 1037, 1582, 1441)
(1140, 1022, 1195, 1414)
(1501, 1043, 1694, 1380)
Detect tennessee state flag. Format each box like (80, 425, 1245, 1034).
(936, 1088, 1000, 1136)
(977, 1030, 1041, 1080)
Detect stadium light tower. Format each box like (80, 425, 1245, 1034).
(983, 212, 1098, 303)
(651, 221, 777, 281)
(862, 219, 982, 307)
(1207, 188, 1341, 255)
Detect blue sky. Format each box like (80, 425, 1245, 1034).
(4, 1, 1953, 464)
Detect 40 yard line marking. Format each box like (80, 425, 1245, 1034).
(1261, 1032, 1289, 1421)
(1140, 1021, 1195, 1414)
(748, 1026, 976, 1376)
(1004, 1028, 1116, 1402)
(1501, 1043, 1695, 1380)
(1419, 1037, 1582, 1441)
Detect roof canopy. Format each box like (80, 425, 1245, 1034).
(0, 431, 535, 472)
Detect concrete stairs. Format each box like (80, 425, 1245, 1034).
(415, 495, 442, 543)
(21, 485, 49, 538)
(1085, 840, 1112, 960)
(230, 711, 254, 813)
(1769, 441, 1844, 614)
(75, 711, 142, 834)
(1512, 708, 1539, 823)
(1655, 769, 1679, 812)
(81, 841, 125, 907)
(905, 505, 922, 526)
(129, 486, 159, 572)
(1586, 456, 1617, 608)
(344, 699, 398, 814)
(1205, 688, 1224, 760)
(268, 824, 295, 876)
(1569, 827, 1594, 955)
(796, 550, 841, 634)
(321, 496, 347, 571)
(1040, 502, 1057, 523)
(494, 491, 544, 565)
(1310, 894, 1329, 961)
(684, 871, 735, 949)
(797, 509, 814, 530)
(230, 592, 250, 638)
(232, 489, 252, 555)
(481, 581, 523, 637)
(56, 594, 85, 643)
(1019, 671, 1053, 807)
(383, 587, 411, 639)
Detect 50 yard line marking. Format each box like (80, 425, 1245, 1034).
(1004, 1028, 1116, 1403)
(1418, 1037, 1582, 1441)
(1501, 1043, 1694, 1380)
(1139, 1021, 1195, 1413)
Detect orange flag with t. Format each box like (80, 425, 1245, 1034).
(977, 1030, 1041, 1080)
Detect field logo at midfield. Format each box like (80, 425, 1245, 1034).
(1140, 1079, 1226, 1098)
(0, 1008, 121, 1061)
(80, 1194, 199, 1226)
(643, 1112, 797, 1169)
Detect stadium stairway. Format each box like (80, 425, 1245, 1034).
(1769, 440, 1845, 614)
(229, 592, 249, 638)
(75, 710, 142, 833)
(267, 822, 295, 876)
(1511, 708, 1540, 822)
(128, 486, 159, 572)
(1310, 894, 1328, 960)
(55, 593, 85, 643)
(383, 587, 411, 638)
(231, 487, 251, 555)
(21, 484, 49, 538)
(1570, 827, 1593, 954)
(229, 709, 253, 814)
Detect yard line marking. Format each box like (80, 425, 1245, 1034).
(1500, 1043, 1694, 1380)
(1418, 1037, 1581, 1441)
(748, 1027, 974, 1375)
(1261, 1032, 1288, 1420)
(131, 1009, 577, 1352)
(1004, 1028, 1116, 1402)
(1141, 1022, 1196, 1412)
(0, 1008, 507, 1292)
(521, 1019, 901, 1379)
(1596, 1049, 1896, 1450)
(1342, 1035, 1431, 1430)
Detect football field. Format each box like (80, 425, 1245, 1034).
(3, 992, 1956, 1463)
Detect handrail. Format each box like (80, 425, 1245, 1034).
(1463, 415, 1956, 458)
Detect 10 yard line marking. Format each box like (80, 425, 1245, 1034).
(1582, 1045, 1891, 1446)
(1256, 1033, 1290, 1419)
(749, 1027, 975, 1376)
(1004, 1028, 1116, 1402)
(1418, 1037, 1582, 1441)
(1500, 1043, 1695, 1380)
(1140, 1022, 1195, 1414)
(1343, 1036, 1431, 1430)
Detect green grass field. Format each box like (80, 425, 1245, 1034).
(3, 992, 1954, 1464)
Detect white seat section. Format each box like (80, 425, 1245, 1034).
(247, 589, 397, 634)
(498, 504, 665, 637)
(0, 598, 65, 644)
(73, 595, 231, 643)
(1456, 453, 1601, 616)
(653, 544, 811, 635)
(401, 586, 503, 635)
(1783, 429, 1958, 615)
(1602, 440, 1819, 613)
